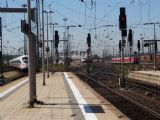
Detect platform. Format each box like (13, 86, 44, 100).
(128, 71, 160, 85)
(0, 72, 129, 120)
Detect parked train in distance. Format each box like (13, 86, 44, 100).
(9, 55, 28, 71)
(112, 56, 138, 64)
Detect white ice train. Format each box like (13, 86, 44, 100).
(9, 55, 28, 71)
(81, 57, 86, 63)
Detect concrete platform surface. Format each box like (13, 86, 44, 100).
(128, 71, 160, 85)
(0, 72, 129, 120)
(135, 71, 160, 76)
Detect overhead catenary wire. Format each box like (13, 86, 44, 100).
(49, 0, 101, 21)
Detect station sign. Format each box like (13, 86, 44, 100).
(31, 20, 37, 35)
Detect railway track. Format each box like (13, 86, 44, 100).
(92, 69, 160, 96)
(69, 67, 160, 120)
(0, 66, 26, 86)
(0, 66, 20, 72)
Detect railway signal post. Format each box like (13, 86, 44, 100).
(137, 40, 141, 69)
(41, 0, 45, 86)
(119, 7, 127, 88)
(87, 33, 91, 73)
(55, 30, 59, 71)
(128, 29, 133, 71)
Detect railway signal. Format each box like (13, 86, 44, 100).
(55, 30, 59, 48)
(87, 33, 91, 47)
(119, 7, 127, 37)
(119, 7, 127, 88)
(128, 29, 133, 69)
(155, 41, 157, 51)
(128, 29, 133, 46)
(119, 40, 121, 51)
(137, 40, 140, 51)
(55, 30, 59, 70)
(119, 7, 127, 30)
(87, 33, 91, 73)
(21, 20, 29, 35)
(121, 29, 127, 37)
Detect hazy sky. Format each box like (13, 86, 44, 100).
(0, 0, 160, 56)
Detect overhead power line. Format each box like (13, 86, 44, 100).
(50, 1, 100, 21)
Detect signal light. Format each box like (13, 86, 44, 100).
(119, 40, 121, 51)
(21, 20, 29, 35)
(155, 41, 157, 51)
(128, 29, 133, 46)
(87, 33, 91, 47)
(55, 30, 59, 48)
(119, 7, 127, 30)
(122, 29, 127, 37)
(137, 40, 140, 51)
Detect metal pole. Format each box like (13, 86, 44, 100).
(0, 17, 3, 79)
(52, 24, 55, 74)
(41, 0, 45, 85)
(27, 0, 34, 107)
(87, 48, 90, 73)
(51, 40, 53, 74)
(22, 4, 27, 55)
(154, 24, 156, 71)
(46, 12, 49, 78)
(142, 37, 144, 54)
(112, 46, 114, 57)
(31, 12, 37, 103)
(129, 46, 131, 70)
(66, 27, 69, 68)
(63, 18, 67, 67)
(121, 37, 125, 88)
(23, 8, 26, 55)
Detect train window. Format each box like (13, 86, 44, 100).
(22, 57, 28, 63)
(16, 60, 21, 64)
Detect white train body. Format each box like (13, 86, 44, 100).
(81, 57, 86, 63)
(9, 55, 28, 71)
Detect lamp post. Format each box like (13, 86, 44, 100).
(44, 10, 54, 78)
(144, 22, 160, 71)
(63, 18, 67, 68)
(41, 0, 45, 85)
(22, 3, 27, 55)
(27, 0, 34, 107)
